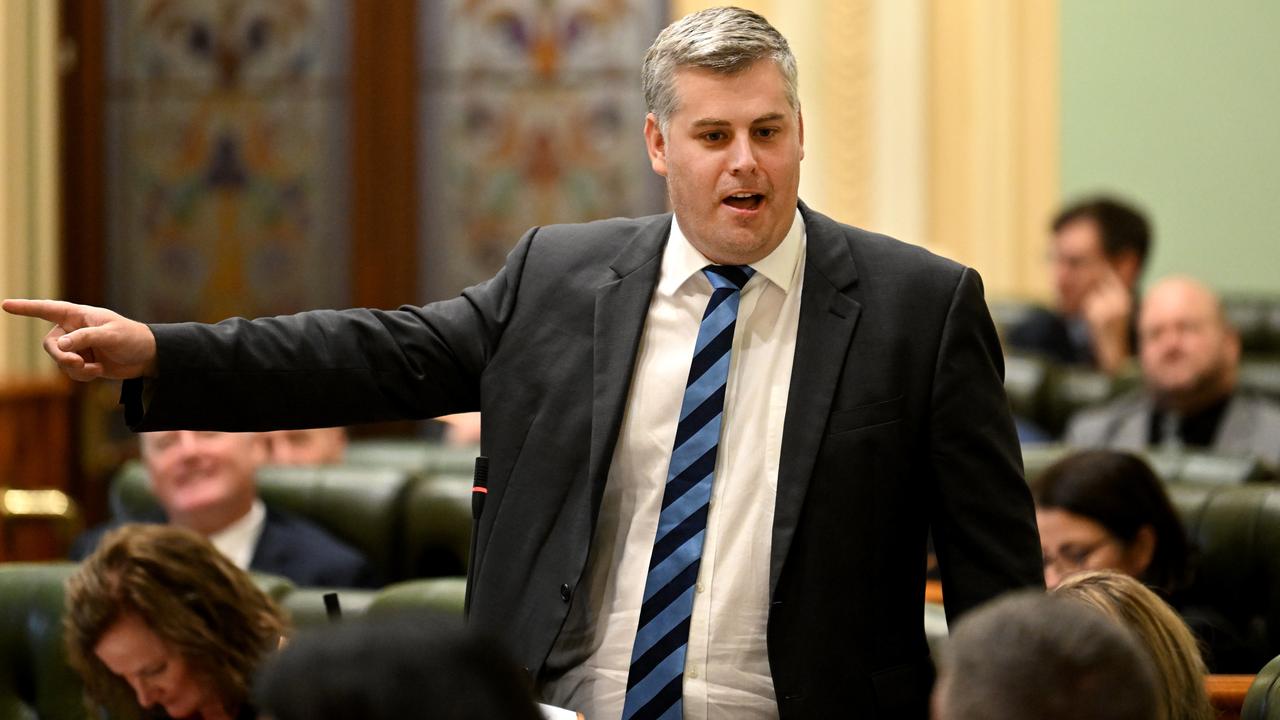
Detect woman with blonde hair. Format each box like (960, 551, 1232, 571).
(1055, 570, 1214, 720)
(65, 523, 287, 719)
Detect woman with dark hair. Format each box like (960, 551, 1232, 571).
(1032, 449, 1190, 594)
(65, 524, 287, 719)
(1032, 450, 1258, 671)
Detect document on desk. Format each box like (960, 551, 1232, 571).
(538, 702, 584, 720)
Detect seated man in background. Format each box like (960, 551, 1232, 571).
(265, 427, 348, 465)
(932, 591, 1158, 720)
(1006, 196, 1151, 375)
(1066, 276, 1280, 466)
(71, 430, 374, 587)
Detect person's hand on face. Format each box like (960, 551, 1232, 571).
(1081, 266, 1134, 375)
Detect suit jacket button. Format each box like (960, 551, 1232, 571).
(560, 583, 572, 602)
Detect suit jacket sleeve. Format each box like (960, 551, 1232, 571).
(929, 268, 1045, 619)
(123, 228, 539, 431)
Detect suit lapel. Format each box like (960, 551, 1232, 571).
(770, 205, 862, 595)
(587, 216, 671, 518)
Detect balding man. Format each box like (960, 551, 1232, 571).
(1066, 276, 1280, 466)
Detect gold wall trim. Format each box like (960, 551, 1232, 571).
(927, 0, 1057, 300)
(0, 0, 61, 379)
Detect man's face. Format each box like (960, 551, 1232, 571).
(141, 431, 263, 529)
(264, 428, 347, 465)
(1139, 280, 1238, 401)
(644, 60, 803, 265)
(1050, 218, 1112, 316)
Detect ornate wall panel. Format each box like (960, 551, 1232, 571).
(105, 0, 351, 323)
(417, 0, 668, 300)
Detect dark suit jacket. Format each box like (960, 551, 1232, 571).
(123, 203, 1042, 718)
(70, 508, 374, 588)
(1005, 306, 1093, 366)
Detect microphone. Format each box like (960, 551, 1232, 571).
(323, 592, 342, 622)
(472, 456, 489, 520)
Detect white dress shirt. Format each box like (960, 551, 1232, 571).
(543, 210, 806, 719)
(207, 499, 267, 571)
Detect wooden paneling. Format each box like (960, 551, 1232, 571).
(58, 0, 106, 308)
(1207, 674, 1251, 720)
(0, 378, 74, 560)
(351, 0, 419, 310)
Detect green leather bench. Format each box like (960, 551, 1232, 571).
(0, 562, 466, 720)
(1021, 444, 1275, 487)
(1245, 650, 1280, 719)
(343, 439, 479, 480)
(109, 457, 475, 585)
(1167, 483, 1280, 670)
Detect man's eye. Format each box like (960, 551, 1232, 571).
(756, 127, 777, 138)
(703, 132, 725, 142)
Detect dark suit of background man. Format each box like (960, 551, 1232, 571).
(5, 7, 1042, 719)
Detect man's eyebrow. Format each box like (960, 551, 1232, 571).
(690, 113, 787, 128)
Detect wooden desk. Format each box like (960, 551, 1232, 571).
(1207, 674, 1252, 720)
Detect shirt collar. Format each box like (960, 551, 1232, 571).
(207, 499, 266, 570)
(658, 208, 806, 296)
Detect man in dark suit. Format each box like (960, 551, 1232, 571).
(6, 8, 1041, 718)
(70, 430, 373, 588)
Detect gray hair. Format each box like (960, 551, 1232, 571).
(936, 591, 1158, 720)
(641, 7, 799, 131)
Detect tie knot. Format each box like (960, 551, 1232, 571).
(702, 265, 755, 291)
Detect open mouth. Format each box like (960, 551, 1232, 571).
(723, 192, 765, 211)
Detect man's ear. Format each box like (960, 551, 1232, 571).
(644, 113, 668, 177)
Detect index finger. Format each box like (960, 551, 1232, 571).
(1, 299, 82, 326)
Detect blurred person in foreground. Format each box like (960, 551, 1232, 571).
(1056, 571, 1214, 720)
(1006, 196, 1151, 375)
(1066, 275, 1280, 466)
(71, 430, 373, 588)
(65, 524, 287, 720)
(254, 612, 542, 720)
(1032, 449, 1254, 671)
(264, 427, 348, 465)
(932, 590, 1157, 720)
(6, 7, 1042, 717)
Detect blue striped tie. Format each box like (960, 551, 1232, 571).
(622, 264, 755, 720)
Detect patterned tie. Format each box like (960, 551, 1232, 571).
(622, 264, 755, 720)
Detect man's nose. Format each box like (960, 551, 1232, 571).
(727, 135, 759, 174)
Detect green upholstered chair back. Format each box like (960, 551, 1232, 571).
(1244, 651, 1280, 720)
(1224, 295, 1280, 357)
(367, 577, 468, 616)
(109, 461, 415, 584)
(399, 473, 473, 579)
(1241, 358, 1280, 403)
(343, 439, 479, 480)
(1167, 483, 1280, 663)
(1003, 354, 1052, 425)
(1041, 365, 1140, 437)
(0, 563, 92, 720)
